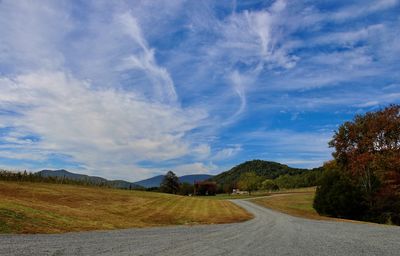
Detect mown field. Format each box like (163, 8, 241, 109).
(0, 181, 252, 234)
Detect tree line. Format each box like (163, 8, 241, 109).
(0, 169, 123, 189)
(158, 171, 217, 196)
(214, 167, 323, 195)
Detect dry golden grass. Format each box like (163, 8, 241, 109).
(0, 181, 252, 234)
(251, 188, 333, 220)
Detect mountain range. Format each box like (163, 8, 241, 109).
(38, 160, 315, 189)
(37, 170, 213, 189)
(133, 174, 213, 188)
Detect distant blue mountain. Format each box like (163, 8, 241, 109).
(133, 174, 213, 188)
(179, 174, 214, 184)
(133, 175, 165, 188)
(37, 170, 213, 189)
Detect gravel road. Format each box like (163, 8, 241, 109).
(1, 199, 400, 256)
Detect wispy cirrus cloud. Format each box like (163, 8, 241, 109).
(0, 1, 210, 180)
(116, 12, 178, 104)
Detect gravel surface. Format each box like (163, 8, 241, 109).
(1, 199, 400, 256)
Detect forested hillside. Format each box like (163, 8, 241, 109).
(211, 160, 310, 185)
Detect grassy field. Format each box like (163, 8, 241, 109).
(251, 187, 368, 223)
(252, 188, 383, 226)
(251, 188, 333, 220)
(0, 181, 252, 234)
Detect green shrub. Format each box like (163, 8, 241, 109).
(179, 182, 194, 195)
(367, 192, 400, 225)
(261, 179, 279, 191)
(313, 169, 367, 219)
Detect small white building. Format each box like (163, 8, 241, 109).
(232, 188, 249, 195)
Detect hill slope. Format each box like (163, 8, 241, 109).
(37, 170, 213, 189)
(134, 174, 213, 188)
(211, 160, 309, 185)
(37, 170, 142, 189)
(132, 175, 164, 188)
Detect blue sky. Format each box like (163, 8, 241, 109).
(0, 0, 399, 181)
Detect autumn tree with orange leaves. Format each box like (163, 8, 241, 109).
(315, 105, 400, 224)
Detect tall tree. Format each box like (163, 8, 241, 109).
(160, 171, 180, 194)
(329, 104, 400, 197)
(237, 172, 262, 195)
(318, 105, 400, 224)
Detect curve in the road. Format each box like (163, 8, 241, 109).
(1, 199, 399, 256)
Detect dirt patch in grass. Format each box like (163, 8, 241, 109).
(0, 181, 252, 234)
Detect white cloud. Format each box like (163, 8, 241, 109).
(224, 71, 248, 124)
(212, 2, 297, 70)
(116, 13, 178, 104)
(308, 48, 373, 68)
(212, 145, 242, 161)
(173, 162, 217, 176)
(0, 2, 214, 181)
(274, 159, 326, 167)
(195, 1, 298, 123)
(0, 71, 207, 180)
(384, 84, 400, 91)
(0, 0, 71, 72)
(330, 0, 399, 22)
(312, 24, 385, 47)
(244, 129, 333, 166)
(191, 144, 211, 159)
